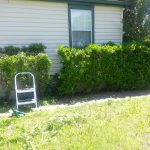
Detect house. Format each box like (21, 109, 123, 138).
(0, 0, 127, 74)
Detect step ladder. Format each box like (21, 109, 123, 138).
(15, 72, 37, 109)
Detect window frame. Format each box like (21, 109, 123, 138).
(68, 4, 95, 48)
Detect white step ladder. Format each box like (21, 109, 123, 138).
(15, 72, 37, 109)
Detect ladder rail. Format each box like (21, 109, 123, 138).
(15, 72, 37, 109)
(15, 72, 36, 90)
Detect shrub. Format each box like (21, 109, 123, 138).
(3, 46, 21, 56)
(0, 43, 46, 56)
(58, 42, 150, 95)
(27, 43, 46, 55)
(142, 36, 150, 47)
(102, 41, 116, 46)
(0, 53, 51, 99)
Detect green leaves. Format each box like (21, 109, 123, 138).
(0, 43, 46, 56)
(0, 53, 51, 99)
(58, 40, 150, 95)
(123, 0, 150, 41)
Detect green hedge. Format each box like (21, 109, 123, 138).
(0, 43, 46, 56)
(58, 40, 150, 95)
(0, 53, 51, 98)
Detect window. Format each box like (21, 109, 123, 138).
(69, 6, 94, 48)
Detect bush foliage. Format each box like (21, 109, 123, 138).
(123, 0, 150, 41)
(0, 53, 51, 98)
(0, 43, 46, 56)
(58, 39, 150, 95)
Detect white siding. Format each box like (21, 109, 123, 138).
(95, 6, 123, 44)
(0, 1, 124, 75)
(0, 0, 69, 74)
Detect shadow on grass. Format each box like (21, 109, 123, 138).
(1, 89, 150, 114)
(48, 89, 150, 105)
(0, 103, 35, 114)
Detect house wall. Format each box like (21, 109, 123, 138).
(0, 0, 69, 75)
(95, 6, 123, 44)
(0, 0, 123, 76)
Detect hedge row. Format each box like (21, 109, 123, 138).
(58, 40, 150, 95)
(1, 39, 150, 99)
(0, 43, 46, 56)
(0, 53, 51, 98)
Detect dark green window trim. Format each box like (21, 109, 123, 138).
(68, 4, 95, 47)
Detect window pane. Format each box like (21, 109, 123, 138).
(72, 31, 91, 48)
(71, 9, 92, 31)
(71, 9, 92, 47)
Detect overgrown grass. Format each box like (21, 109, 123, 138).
(0, 97, 150, 149)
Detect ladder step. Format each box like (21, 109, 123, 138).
(18, 99, 36, 105)
(16, 88, 34, 93)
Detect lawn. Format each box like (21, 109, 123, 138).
(0, 97, 150, 150)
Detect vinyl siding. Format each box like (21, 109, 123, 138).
(0, 0, 124, 75)
(95, 6, 123, 44)
(0, 0, 69, 75)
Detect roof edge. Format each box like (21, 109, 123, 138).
(47, 0, 132, 7)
